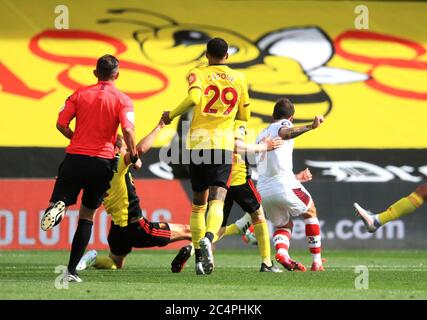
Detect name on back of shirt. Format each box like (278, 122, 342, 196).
(207, 73, 234, 82)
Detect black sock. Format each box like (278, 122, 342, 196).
(68, 219, 93, 275)
(205, 232, 214, 243)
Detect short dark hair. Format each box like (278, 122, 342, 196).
(273, 98, 295, 120)
(207, 38, 228, 59)
(96, 54, 119, 80)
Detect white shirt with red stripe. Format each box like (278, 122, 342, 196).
(256, 119, 300, 197)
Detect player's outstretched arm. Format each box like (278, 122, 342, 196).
(235, 136, 283, 154)
(279, 115, 324, 140)
(162, 89, 201, 125)
(136, 119, 165, 155)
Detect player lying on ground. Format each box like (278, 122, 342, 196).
(78, 121, 275, 271)
(256, 98, 326, 271)
(78, 212, 257, 271)
(171, 120, 284, 273)
(354, 182, 427, 233)
(40, 55, 141, 282)
(77, 123, 191, 271)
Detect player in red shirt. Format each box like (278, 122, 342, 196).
(40, 55, 140, 283)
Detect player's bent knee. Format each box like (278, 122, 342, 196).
(79, 205, 96, 221)
(193, 190, 208, 206)
(110, 255, 125, 269)
(115, 260, 124, 269)
(216, 227, 225, 239)
(208, 186, 227, 202)
(184, 224, 191, 235)
(303, 211, 317, 219)
(303, 204, 317, 219)
(415, 184, 427, 200)
(278, 219, 293, 230)
(250, 209, 265, 224)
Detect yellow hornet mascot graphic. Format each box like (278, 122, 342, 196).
(98, 8, 368, 124)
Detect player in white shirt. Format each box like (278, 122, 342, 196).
(256, 98, 325, 271)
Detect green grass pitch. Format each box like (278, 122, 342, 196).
(1, 249, 426, 300)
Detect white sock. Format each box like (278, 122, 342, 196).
(235, 213, 252, 234)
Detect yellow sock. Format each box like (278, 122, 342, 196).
(253, 220, 271, 264)
(205, 200, 224, 236)
(93, 256, 117, 270)
(212, 233, 220, 243)
(212, 226, 229, 243)
(224, 224, 240, 237)
(378, 192, 424, 225)
(190, 204, 207, 249)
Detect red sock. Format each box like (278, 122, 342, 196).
(304, 218, 322, 264)
(273, 228, 291, 257)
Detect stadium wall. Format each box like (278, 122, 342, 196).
(1, 149, 426, 250)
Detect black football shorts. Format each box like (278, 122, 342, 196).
(50, 153, 114, 210)
(189, 149, 233, 192)
(108, 218, 171, 256)
(222, 179, 261, 227)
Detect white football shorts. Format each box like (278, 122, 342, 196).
(260, 184, 312, 226)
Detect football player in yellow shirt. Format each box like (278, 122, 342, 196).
(77, 124, 192, 272)
(220, 120, 282, 272)
(77, 123, 257, 272)
(162, 38, 250, 275)
(171, 120, 285, 273)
